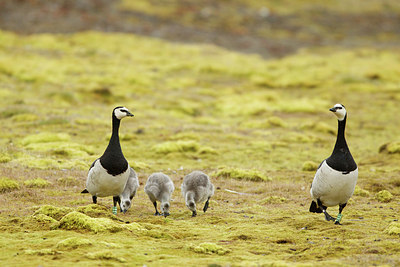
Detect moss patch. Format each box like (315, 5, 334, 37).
(353, 186, 370, 197)
(188, 242, 230, 255)
(152, 140, 200, 154)
(86, 251, 126, 262)
(0, 177, 20, 193)
(76, 204, 120, 221)
(379, 141, 400, 154)
(385, 222, 400, 236)
(260, 196, 287, 204)
(0, 153, 12, 163)
(58, 211, 144, 233)
(33, 205, 74, 221)
(20, 132, 71, 146)
(375, 190, 393, 203)
(56, 237, 93, 250)
(24, 178, 51, 188)
(302, 161, 319, 171)
(213, 167, 271, 182)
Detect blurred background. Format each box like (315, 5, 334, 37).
(1, 0, 400, 58)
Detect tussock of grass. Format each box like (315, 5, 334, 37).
(152, 140, 200, 154)
(261, 196, 287, 204)
(302, 161, 319, 171)
(0, 177, 20, 192)
(188, 242, 230, 255)
(214, 167, 271, 182)
(242, 116, 287, 129)
(56, 237, 93, 250)
(379, 142, 400, 154)
(20, 132, 71, 146)
(76, 204, 120, 221)
(24, 178, 51, 188)
(58, 211, 144, 233)
(353, 186, 370, 197)
(302, 122, 336, 135)
(0, 153, 12, 163)
(24, 249, 59, 256)
(34, 205, 74, 221)
(86, 251, 126, 262)
(385, 222, 400, 236)
(375, 190, 393, 203)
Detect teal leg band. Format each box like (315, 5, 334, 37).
(335, 213, 342, 223)
(112, 206, 117, 215)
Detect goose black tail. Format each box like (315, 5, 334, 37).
(309, 201, 322, 213)
(81, 189, 89, 194)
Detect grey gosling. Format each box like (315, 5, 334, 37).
(144, 172, 175, 217)
(181, 171, 214, 217)
(117, 167, 139, 213)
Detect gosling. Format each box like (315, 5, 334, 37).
(144, 172, 175, 217)
(181, 171, 214, 217)
(118, 168, 139, 213)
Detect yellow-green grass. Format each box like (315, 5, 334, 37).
(0, 25, 400, 266)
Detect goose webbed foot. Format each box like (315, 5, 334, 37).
(154, 211, 161, 216)
(323, 211, 336, 222)
(191, 211, 197, 217)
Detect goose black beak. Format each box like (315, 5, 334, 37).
(329, 107, 336, 112)
(127, 112, 134, 117)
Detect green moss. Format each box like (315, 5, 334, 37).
(31, 213, 58, 225)
(302, 161, 319, 171)
(385, 222, 400, 236)
(86, 251, 127, 262)
(213, 167, 271, 182)
(33, 205, 73, 221)
(0, 177, 20, 192)
(24, 178, 51, 188)
(375, 190, 393, 203)
(76, 204, 120, 221)
(56, 237, 93, 250)
(0, 153, 12, 163)
(24, 249, 59, 256)
(58, 211, 144, 233)
(20, 132, 71, 146)
(243, 117, 287, 129)
(353, 185, 370, 197)
(24, 142, 94, 158)
(57, 176, 80, 186)
(302, 122, 336, 135)
(379, 141, 400, 154)
(12, 113, 39, 122)
(260, 196, 287, 204)
(188, 242, 230, 255)
(152, 140, 200, 154)
(130, 161, 150, 170)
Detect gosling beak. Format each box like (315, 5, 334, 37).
(329, 107, 336, 112)
(164, 212, 170, 218)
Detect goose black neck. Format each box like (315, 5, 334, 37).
(100, 115, 128, 176)
(332, 116, 348, 153)
(326, 114, 357, 172)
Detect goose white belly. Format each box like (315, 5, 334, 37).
(86, 159, 130, 197)
(310, 160, 358, 207)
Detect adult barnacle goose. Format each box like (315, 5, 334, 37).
(81, 106, 134, 215)
(309, 104, 358, 225)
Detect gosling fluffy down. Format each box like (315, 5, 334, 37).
(144, 172, 175, 217)
(181, 171, 214, 217)
(118, 167, 139, 213)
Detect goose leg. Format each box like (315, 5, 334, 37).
(153, 201, 160, 216)
(317, 199, 335, 222)
(192, 210, 197, 217)
(92, 195, 97, 204)
(335, 203, 347, 225)
(112, 196, 119, 215)
(203, 197, 210, 213)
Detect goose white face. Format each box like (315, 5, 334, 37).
(114, 107, 134, 120)
(330, 103, 346, 121)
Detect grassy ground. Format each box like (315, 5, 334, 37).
(0, 1, 400, 266)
